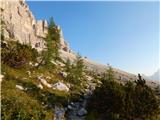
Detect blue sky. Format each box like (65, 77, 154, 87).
(27, 1, 159, 76)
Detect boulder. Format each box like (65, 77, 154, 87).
(52, 82, 69, 92)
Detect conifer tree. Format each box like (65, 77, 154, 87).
(65, 54, 86, 85)
(41, 17, 60, 68)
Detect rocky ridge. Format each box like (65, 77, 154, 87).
(1, 0, 69, 52)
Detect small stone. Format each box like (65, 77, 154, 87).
(67, 105, 73, 110)
(34, 63, 39, 67)
(0, 74, 4, 83)
(16, 85, 25, 91)
(37, 83, 43, 89)
(38, 76, 52, 88)
(77, 108, 87, 116)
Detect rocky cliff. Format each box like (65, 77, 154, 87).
(0, 0, 70, 52)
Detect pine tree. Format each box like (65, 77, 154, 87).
(64, 54, 86, 85)
(65, 58, 71, 73)
(40, 17, 61, 68)
(107, 66, 114, 80)
(74, 54, 86, 82)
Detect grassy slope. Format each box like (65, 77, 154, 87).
(1, 64, 70, 120)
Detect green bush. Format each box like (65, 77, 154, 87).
(87, 68, 160, 120)
(1, 40, 38, 68)
(65, 54, 86, 85)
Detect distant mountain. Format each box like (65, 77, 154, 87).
(149, 69, 160, 81)
(143, 69, 160, 82)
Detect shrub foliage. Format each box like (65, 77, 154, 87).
(87, 67, 160, 120)
(1, 40, 38, 68)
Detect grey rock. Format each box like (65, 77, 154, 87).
(77, 108, 87, 117)
(54, 106, 65, 120)
(52, 82, 69, 92)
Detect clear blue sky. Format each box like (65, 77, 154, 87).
(27, 1, 159, 76)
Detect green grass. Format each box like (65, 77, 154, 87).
(1, 49, 96, 120)
(1, 64, 70, 120)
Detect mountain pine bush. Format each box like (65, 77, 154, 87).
(1, 40, 38, 68)
(87, 68, 160, 120)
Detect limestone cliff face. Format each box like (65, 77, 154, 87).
(0, 0, 70, 52)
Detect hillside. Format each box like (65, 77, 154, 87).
(1, 0, 160, 120)
(149, 69, 160, 81)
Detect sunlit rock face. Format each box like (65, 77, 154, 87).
(57, 26, 70, 52)
(1, 0, 46, 51)
(1, 0, 70, 52)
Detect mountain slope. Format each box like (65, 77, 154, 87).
(149, 69, 160, 81)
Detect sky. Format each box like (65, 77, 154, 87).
(27, 1, 159, 76)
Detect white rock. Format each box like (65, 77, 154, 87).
(52, 82, 69, 92)
(29, 62, 33, 66)
(38, 76, 52, 88)
(0, 74, 4, 83)
(1, 0, 47, 51)
(16, 85, 25, 91)
(37, 83, 43, 89)
(34, 63, 39, 67)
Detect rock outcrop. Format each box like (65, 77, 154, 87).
(1, 0, 45, 51)
(0, 0, 70, 52)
